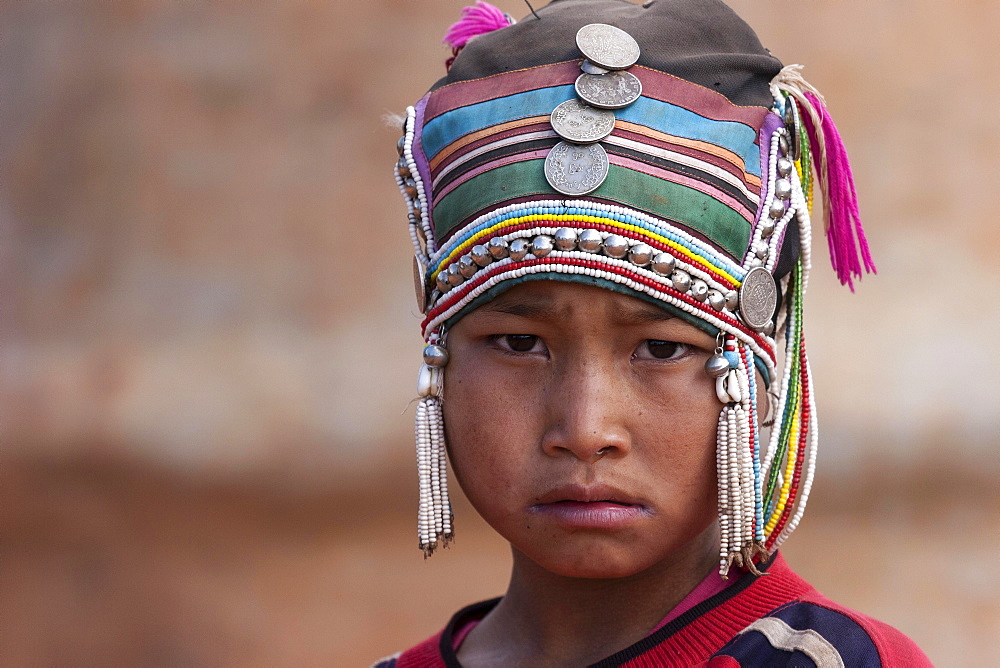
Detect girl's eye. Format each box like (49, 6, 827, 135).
(635, 340, 689, 360)
(496, 334, 543, 353)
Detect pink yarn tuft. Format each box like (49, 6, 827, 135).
(798, 91, 876, 291)
(443, 2, 512, 59)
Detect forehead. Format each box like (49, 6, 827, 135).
(459, 280, 710, 337)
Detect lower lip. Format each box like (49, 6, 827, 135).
(531, 501, 649, 529)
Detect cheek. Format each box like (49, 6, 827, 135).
(441, 355, 541, 510)
(641, 367, 721, 501)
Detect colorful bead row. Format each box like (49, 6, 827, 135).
(432, 199, 745, 281)
(432, 226, 741, 312)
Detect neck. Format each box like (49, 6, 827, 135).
(460, 525, 720, 666)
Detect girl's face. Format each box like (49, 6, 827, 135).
(444, 280, 723, 579)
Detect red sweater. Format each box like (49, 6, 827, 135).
(374, 553, 931, 667)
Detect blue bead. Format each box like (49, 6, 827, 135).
(724, 350, 740, 367)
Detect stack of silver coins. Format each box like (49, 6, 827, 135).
(544, 24, 643, 196)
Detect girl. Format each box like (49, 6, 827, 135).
(383, 1, 931, 664)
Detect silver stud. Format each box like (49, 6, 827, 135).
(404, 178, 418, 199)
(422, 344, 449, 367)
(397, 135, 406, 156)
(707, 290, 726, 311)
(777, 156, 793, 177)
(759, 219, 776, 239)
(778, 131, 790, 156)
(531, 235, 554, 258)
(447, 263, 465, 286)
(705, 353, 730, 378)
(509, 238, 529, 261)
(628, 243, 653, 266)
(774, 178, 792, 200)
(436, 272, 451, 293)
(671, 269, 691, 292)
(397, 156, 410, 178)
(725, 290, 739, 310)
(753, 241, 769, 260)
(768, 199, 786, 220)
(578, 229, 603, 253)
(603, 234, 628, 258)
(471, 244, 492, 267)
(459, 255, 478, 278)
(554, 227, 578, 251)
(690, 279, 709, 301)
(651, 252, 675, 275)
(488, 237, 509, 259)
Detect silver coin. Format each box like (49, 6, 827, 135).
(575, 70, 642, 109)
(544, 141, 609, 196)
(576, 23, 640, 70)
(580, 59, 610, 75)
(412, 254, 428, 313)
(550, 99, 616, 144)
(738, 266, 777, 332)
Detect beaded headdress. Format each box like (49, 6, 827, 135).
(394, 0, 873, 576)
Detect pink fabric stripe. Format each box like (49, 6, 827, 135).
(426, 61, 771, 130)
(431, 150, 549, 206)
(425, 61, 582, 121)
(632, 65, 770, 130)
(614, 127, 761, 194)
(609, 153, 755, 223)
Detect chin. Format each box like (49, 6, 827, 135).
(524, 542, 656, 579)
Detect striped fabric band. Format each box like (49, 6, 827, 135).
(415, 61, 771, 261)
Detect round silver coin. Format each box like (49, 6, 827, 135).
(580, 59, 609, 75)
(550, 99, 616, 144)
(575, 23, 640, 70)
(738, 266, 778, 332)
(544, 141, 610, 196)
(412, 254, 428, 313)
(575, 70, 642, 109)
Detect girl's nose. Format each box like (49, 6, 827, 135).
(540, 356, 633, 463)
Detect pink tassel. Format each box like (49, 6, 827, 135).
(798, 91, 876, 291)
(442, 2, 513, 70)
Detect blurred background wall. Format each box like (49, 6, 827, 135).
(1, 0, 997, 665)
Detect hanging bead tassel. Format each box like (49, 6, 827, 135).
(415, 338, 454, 557)
(715, 336, 766, 578)
(760, 157, 819, 552)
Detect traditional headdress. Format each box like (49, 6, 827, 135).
(394, 0, 873, 576)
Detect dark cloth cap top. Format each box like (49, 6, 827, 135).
(436, 0, 782, 108)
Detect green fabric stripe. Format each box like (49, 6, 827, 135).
(433, 160, 751, 259)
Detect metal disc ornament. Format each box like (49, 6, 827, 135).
(412, 254, 429, 313)
(549, 99, 616, 144)
(544, 141, 609, 196)
(580, 59, 610, 75)
(738, 266, 778, 332)
(783, 97, 803, 162)
(575, 70, 642, 109)
(575, 23, 640, 70)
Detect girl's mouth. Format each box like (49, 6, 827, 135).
(531, 485, 650, 528)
